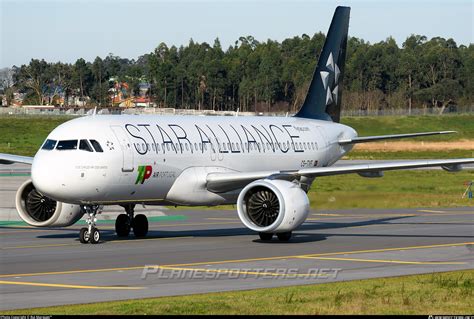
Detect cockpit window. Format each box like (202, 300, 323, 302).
(90, 140, 103, 152)
(56, 140, 78, 150)
(41, 139, 57, 150)
(79, 139, 93, 152)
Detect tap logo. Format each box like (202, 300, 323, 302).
(135, 165, 153, 184)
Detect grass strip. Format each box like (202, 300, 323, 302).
(4, 269, 473, 314)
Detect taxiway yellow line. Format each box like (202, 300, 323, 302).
(305, 220, 473, 227)
(1, 242, 471, 279)
(417, 220, 474, 224)
(164, 242, 474, 267)
(0, 229, 52, 234)
(311, 213, 418, 218)
(308, 214, 416, 220)
(1, 236, 193, 250)
(305, 218, 414, 223)
(345, 221, 473, 228)
(348, 224, 407, 229)
(312, 213, 344, 216)
(310, 211, 473, 218)
(418, 209, 448, 213)
(1, 243, 76, 250)
(0, 280, 144, 290)
(157, 221, 241, 227)
(417, 210, 474, 215)
(304, 221, 412, 229)
(109, 236, 194, 244)
(0, 266, 147, 279)
(301, 242, 474, 258)
(158, 266, 323, 278)
(78, 221, 242, 229)
(110, 221, 241, 228)
(295, 256, 466, 265)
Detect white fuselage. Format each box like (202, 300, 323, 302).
(31, 115, 357, 206)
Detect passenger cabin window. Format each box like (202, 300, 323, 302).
(79, 139, 93, 152)
(41, 139, 57, 150)
(90, 140, 103, 152)
(56, 140, 78, 150)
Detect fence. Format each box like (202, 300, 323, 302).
(0, 106, 472, 117)
(341, 105, 474, 117)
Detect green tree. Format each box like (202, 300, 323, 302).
(73, 58, 92, 105)
(15, 59, 50, 105)
(6, 32, 472, 112)
(91, 57, 109, 106)
(400, 35, 426, 113)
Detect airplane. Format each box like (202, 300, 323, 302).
(1, 6, 472, 244)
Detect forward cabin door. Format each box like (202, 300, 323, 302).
(110, 126, 134, 172)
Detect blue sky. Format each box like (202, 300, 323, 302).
(1, 0, 472, 68)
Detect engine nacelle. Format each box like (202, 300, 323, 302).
(15, 179, 84, 227)
(237, 179, 310, 233)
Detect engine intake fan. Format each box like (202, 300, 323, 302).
(237, 179, 309, 233)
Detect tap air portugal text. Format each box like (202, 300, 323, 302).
(1, 6, 472, 244)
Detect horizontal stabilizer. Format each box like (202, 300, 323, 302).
(338, 131, 456, 145)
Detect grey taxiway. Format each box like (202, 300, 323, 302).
(1, 170, 473, 311)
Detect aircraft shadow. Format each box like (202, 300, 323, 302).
(35, 215, 473, 244)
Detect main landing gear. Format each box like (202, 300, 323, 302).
(115, 204, 149, 238)
(79, 205, 101, 244)
(258, 231, 292, 242)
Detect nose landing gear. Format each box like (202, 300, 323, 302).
(115, 204, 149, 238)
(79, 205, 101, 244)
(78, 204, 149, 243)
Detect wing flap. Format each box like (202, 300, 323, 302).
(296, 158, 474, 177)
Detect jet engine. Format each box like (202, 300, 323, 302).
(237, 179, 310, 233)
(15, 179, 84, 227)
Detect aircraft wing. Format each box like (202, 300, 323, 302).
(0, 153, 34, 165)
(206, 158, 474, 193)
(338, 131, 456, 145)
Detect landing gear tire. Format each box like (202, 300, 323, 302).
(115, 213, 131, 237)
(259, 232, 274, 241)
(277, 232, 292, 241)
(133, 214, 148, 237)
(79, 205, 102, 244)
(89, 227, 100, 244)
(79, 227, 90, 243)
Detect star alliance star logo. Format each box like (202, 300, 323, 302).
(320, 52, 340, 106)
(106, 140, 115, 151)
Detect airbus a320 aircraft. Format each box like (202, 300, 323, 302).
(1, 6, 472, 244)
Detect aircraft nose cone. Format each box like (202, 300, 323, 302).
(31, 153, 61, 199)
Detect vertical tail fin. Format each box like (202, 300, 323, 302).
(295, 6, 350, 123)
